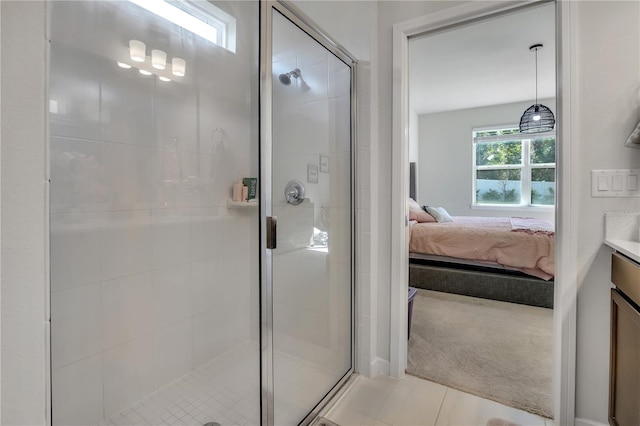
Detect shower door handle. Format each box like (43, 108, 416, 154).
(267, 216, 277, 249)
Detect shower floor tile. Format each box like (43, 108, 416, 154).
(99, 341, 261, 426)
(97, 341, 341, 426)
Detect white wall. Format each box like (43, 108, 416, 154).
(374, 0, 468, 365)
(417, 99, 556, 224)
(0, 2, 48, 425)
(409, 108, 419, 164)
(573, 1, 640, 423)
(293, 1, 372, 62)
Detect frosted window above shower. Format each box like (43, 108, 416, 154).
(129, 0, 237, 53)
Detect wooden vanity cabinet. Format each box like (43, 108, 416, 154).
(609, 253, 640, 426)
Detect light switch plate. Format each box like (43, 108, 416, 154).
(592, 169, 640, 197)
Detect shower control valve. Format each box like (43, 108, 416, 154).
(284, 180, 305, 205)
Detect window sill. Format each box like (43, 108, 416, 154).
(471, 204, 555, 212)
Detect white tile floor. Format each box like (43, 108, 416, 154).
(324, 375, 552, 426)
(98, 341, 262, 426)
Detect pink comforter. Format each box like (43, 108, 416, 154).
(409, 216, 555, 280)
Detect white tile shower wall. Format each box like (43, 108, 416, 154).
(52, 354, 105, 425)
(272, 248, 332, 369)
(356, 59, 374, 376)
(103, 336, 155, 416)
(51, 282, 102, 370)
(102, 272, 154, 350)
(49, 1, 260, 423)
(152, 264, 192, 330)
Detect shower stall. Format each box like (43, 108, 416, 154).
(48, 1, 355, 425)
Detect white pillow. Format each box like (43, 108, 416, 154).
(425, 206, 454, 223)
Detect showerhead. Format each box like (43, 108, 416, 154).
(279, 73, 292, 86)
(278, 68, 301, 86)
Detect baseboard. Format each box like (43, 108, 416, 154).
(371, 357, 390, 376)
(575, 418, 608, 426)
(356, 354, 371, 378)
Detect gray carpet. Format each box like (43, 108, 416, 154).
(407, 289, 553, 419)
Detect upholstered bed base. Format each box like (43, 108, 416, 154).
(408, 258, 554, 309)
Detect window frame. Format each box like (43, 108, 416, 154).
(133, 0, 238, 53)
(472, 126, 556, 209)
(180, 0, 237, 52)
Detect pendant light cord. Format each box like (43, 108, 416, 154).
(535, 46, 538, 105)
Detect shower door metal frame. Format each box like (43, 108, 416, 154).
(259, 1, 358, 424)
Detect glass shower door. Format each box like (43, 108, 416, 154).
(267, 7, 354, 425)
(49, 1, 261, 425)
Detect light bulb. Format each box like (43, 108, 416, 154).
(158, 76, 171, 82)
(139, 69, 152, 76)
(129, 40, 146, 62)
(172, 57, 186, 77)
(533, 114, 541, 121)
(117, 61, 132, 69)
(151, 49, 167, 70)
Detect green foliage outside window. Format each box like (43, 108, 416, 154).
(474, 132, 556, 206)
(531, 138, 556, 164)
(476, 141, 522, 166)
(530, 139, 556, 206)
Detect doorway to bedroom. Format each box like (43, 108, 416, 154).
(404, 2, 556, 419)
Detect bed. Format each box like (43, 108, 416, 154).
(410, 215, 555, 280)
(408, 211, 555, 308)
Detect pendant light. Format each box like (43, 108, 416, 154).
(129, 39, 146, 63)
(519, 43, 555, 133)
(151, 49, 167, 70)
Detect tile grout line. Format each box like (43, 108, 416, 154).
(433, 386, 449, 426)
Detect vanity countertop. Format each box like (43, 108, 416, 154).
(604, 239, 640, 264)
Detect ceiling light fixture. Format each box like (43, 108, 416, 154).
(129, 39, 146, 62)
(158, 76, 171, 82)
(171, 57, 186, 77)
(151, 49, 167, 70)
(139, 69, 152, 76)
(128, 0, 219, 44)
(519, 44, 555, 134)
(117, 61, 132, 69)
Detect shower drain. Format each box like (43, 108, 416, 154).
(203, 423, 221, 426)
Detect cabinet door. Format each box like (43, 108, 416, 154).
(610, 289, 640, 426)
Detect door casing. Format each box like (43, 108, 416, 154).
(390, 1, 577, 425)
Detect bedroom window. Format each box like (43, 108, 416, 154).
(473, 127, 556, 207)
